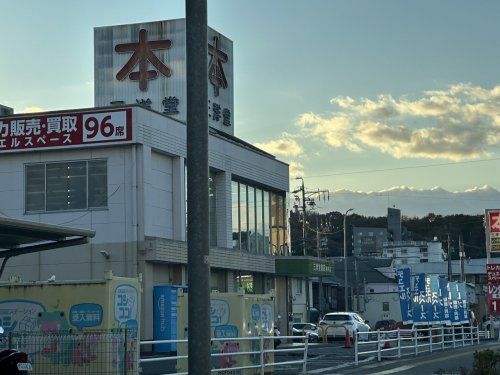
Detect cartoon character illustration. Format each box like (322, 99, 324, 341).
(38, 311, 73, 365)
(71, 334, 99, 366)
(217, 342, 239, 369)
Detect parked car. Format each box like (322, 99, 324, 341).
(291, 323, 321, 342)
(395, 321, 415, 338)
(374, 320, 397, 331)
(319, 312, 370, 342)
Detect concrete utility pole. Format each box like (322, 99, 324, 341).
(186, 0, 210, 373)
(459, 234, 465, 282)
(447, 234, 452, 281)
(355, 256, 360, 311)
(344, 208, 354, 311)
(292, 178, 329, 321)
(316, 216, 324, 315)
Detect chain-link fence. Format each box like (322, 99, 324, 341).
(0, 329, 138, 374)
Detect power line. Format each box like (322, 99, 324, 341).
(303, 157, 500, 179)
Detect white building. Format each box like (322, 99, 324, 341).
(381, 240, 445, 267)
(0, 19, 290, 340)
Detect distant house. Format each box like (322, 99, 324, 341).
(352, 227, 388, 257)
(381, 240, 445, 266)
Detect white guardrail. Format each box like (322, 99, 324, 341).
(140, 335, 308, 375)
(355, 326, 482, 365)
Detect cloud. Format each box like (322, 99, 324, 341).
(254, 133, 304, 157)
(23, 106, 45, 113)
(300, 83, 500, 160)
(288, 161, 304, 178)
(297, 113, 362, 152)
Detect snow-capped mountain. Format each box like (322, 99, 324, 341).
(312, 185, 500, 217)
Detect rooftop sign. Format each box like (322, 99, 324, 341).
(485, 209, 500, 253)
(94, 19, 234, 135)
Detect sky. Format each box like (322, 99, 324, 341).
(1, 0, 500, 212)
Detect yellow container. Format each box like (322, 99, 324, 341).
(0, 272, 141, 374)
(176, 289, 275, 374)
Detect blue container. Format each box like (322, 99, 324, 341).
(153, 285, 187, 352)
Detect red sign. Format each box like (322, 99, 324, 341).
(0, 109, 132, 152)
(487, 264, 500, 283)
(487, 263, 500, 315)
(490, 211, 500, 233)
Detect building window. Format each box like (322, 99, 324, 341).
(295, 279, 302, 294)
(383, 302, 389, 311)
(231, 180, 284, 255)
(25, 160, 107, 213)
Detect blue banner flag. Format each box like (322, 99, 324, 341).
(438, 277, 451, 325)
(412, 273, 428, 325)
(448, 282, 461, 325)
(457, 282, 469, 324)
(397, 268, 413, 323)
(427, 274, 441, 323)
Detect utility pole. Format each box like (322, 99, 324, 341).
(447, 234, 452, 281)
(459, 234, 465, 282)
(317, 215, 324, 315)
(292, 178, 329, 322)
(344, 208, 354, 311)
(186, 1, 210, 373)
(355, 256, 360, 312)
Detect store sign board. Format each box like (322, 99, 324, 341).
(487, 264, 500, 315)
(94, 19, 234, 135)
(485, 209, 500, 253)
(0, 109, 132, 153)
(275, 258, 334, 277)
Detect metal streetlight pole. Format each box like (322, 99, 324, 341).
(344, 208, 354, 311)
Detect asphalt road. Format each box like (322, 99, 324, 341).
(341, 341, 500, 375)
(140, 339, 499, 374)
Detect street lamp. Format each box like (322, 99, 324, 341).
(344, 208, 354, 311)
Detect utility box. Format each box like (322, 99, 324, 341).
(176, 290, 275, 374)
(0, 272, 141, 374)
(153, 285, 187, 352)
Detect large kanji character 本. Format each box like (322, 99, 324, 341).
(208, 35, 228, 97)
(115, 29, 172, 91)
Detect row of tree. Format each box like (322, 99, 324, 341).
(289, 211, 486, 259)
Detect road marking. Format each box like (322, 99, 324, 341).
(368, 365, 414, 374)
(306, 356, 375, 374)
(368, 343, 500, 374)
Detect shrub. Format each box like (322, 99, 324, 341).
(471, 349, 500, 375)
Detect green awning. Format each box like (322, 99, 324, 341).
(275, 256, 334, 277)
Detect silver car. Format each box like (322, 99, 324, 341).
(319, 312, 371, 342)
